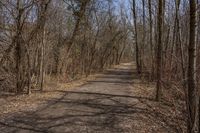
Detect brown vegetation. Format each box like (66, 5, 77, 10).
(0, 0, 200, 132)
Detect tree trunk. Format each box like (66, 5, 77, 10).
(156, 0, 164, 101)
(187, 0, 199, 132)
(40, 27, 46, 91)
(148, 0, 154, 79)
(132, 0, 141, 74)
(16, 0, 23, 93)
(142, 0, 146, 69)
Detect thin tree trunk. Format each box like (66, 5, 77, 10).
(148, 0, 154, 79)
(16, 0, 23, 93)
(27, 49, 31, 94)
(132, 0, 141, 74)
(40, 27, 46, 91)
(156, 0, 164, 101)
(169, 12, 177, 80)
(142, 0, 146, 69)
(62, 0, 90, 59)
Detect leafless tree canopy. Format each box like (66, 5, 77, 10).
(0, 0, 200, 132)
(0, 0, 132, 93)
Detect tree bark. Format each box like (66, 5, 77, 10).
(156, 0, 164, 101)
(16, 0, 23, 93)
(148, 0, 154, 79)
(132, 0, 141, 74)
(142, 0, 146, 69)
(187, 0, 199, 132)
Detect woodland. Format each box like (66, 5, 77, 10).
(0, 0, 200, 132)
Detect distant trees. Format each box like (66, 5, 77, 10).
(0, 0, 51, 93)
(1, 0, 200, 131)
(14, 0, 51, 93)
(0, 0, 132, 93)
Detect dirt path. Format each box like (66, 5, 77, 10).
(0, 63, 182, 133)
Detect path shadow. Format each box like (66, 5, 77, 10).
(0, 90, 179, 133)
(0, 64, 180, 133)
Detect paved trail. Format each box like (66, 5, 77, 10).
(0, 63, 177, 133)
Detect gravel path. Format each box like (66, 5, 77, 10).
(0, 63, 179, 133)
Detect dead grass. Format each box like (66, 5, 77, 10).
(0, 73, 101, 118)
(130, 78, 186, 132)
(0, 63, 186, 132)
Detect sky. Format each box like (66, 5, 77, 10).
(114, 0, 130, 11)
(113, 0, 132, 20)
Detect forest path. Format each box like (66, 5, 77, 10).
(0, 63, 179, 133)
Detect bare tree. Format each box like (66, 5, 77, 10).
(132, 0, 141, 74)
(148, 0, 154, 78)
(187, 0, 199, 132)
(156, 0, 164, 101)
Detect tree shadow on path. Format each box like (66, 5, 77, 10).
(0, 63, 181, 133)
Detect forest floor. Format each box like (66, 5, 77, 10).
(0, 63, 186, 133)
